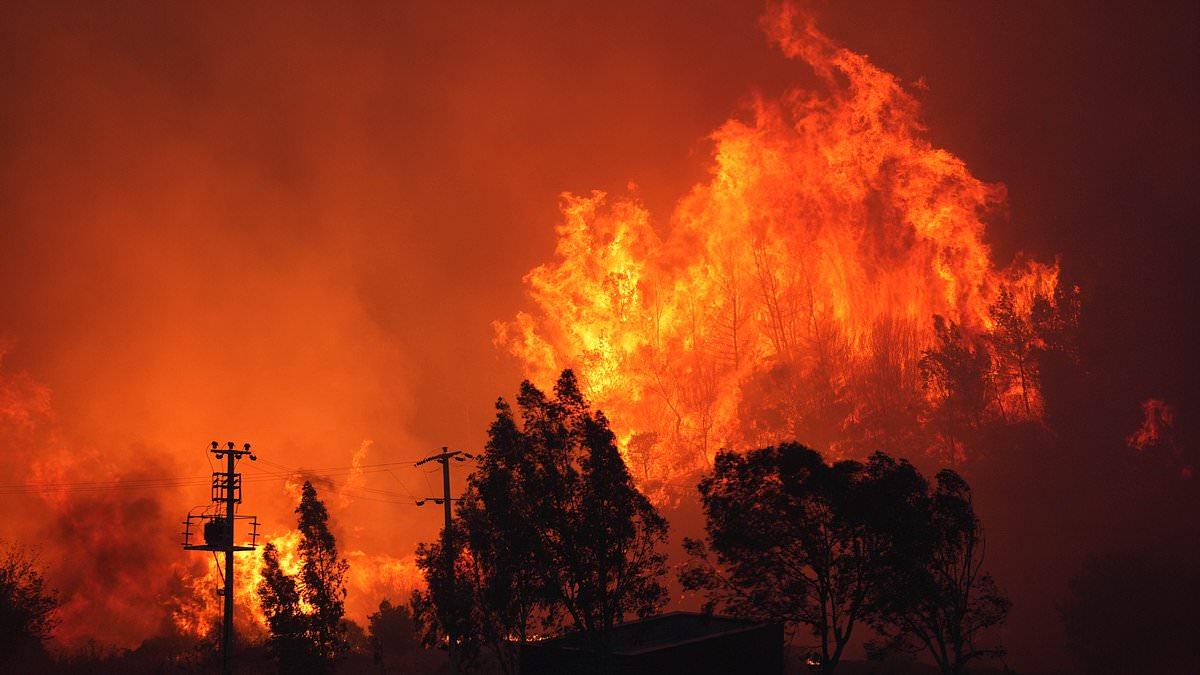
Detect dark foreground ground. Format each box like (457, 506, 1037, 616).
(28, 641, 1042, 674)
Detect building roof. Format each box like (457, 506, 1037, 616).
(530, 611, 776, 656)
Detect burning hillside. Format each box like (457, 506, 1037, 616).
(0, 1, 1193, 671)
(496, 4, 1070, 495)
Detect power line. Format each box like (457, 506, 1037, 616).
(240, 456, 421, 503)
(0, 460, 421, 495)
(181, 441, 260, 675)
(411, 447, 477, 675)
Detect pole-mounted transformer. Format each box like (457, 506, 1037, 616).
(181, 441, 260, 675)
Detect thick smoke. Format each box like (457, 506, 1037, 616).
(0, 2, 1195, 671)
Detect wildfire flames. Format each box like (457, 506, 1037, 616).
(1, 2, 1189, 666)
(171, 531, 421, 640)
(170, 472, 422, 639)
(1128, 398, 1190, 478)
(1, 344, 421, 645)
(496, 4, 1062, 492)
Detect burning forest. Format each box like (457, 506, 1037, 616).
(496, 4, 1069, 489)
(1, 1, 1197, 674)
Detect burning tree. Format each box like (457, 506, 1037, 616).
(412, 371, 669, 671)
(257, 481, 350, 672)
(920, 316, 992, 466)
(259, 543, 310, 671)
(494, 3, 1073, 490)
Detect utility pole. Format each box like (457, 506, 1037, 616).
(415, 447, 475, 675)
(182, 441, 260, 675)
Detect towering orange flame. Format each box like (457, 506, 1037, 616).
(495, 3, 1059, 492)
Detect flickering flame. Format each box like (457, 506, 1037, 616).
(1128, 399, 1176, 452)
(171, 529, 422, 638)
(1126, 398, 1190, 478)
(495, 4, 1060, 492)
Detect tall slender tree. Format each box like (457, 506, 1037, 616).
(296, 481, 350, 662)
(258, 481, 350, 673)
(987, 286, 1039, 417)
(920, 315, 992, 465)
(259, 542, 312, 672)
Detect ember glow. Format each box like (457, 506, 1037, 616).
(171, 529, 421, 639)
(497, 4, 1061, 488)
(0, 1, 1194, 672)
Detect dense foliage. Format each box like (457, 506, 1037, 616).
(258, 481, 350, 673)
(412, 370, 668, 672)
(681, 444, 1009, 674)
(0, 541, 58, 668)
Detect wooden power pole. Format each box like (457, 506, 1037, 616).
(415, 447, 475, 675)
(182, 441, 260, 675)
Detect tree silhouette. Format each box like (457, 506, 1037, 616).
(680, 444, 926, 674)
(0, 541, 58, 668)
(987, 286, 1039, 418)
(259, 542, 313, 672)
(410, 524, 490, 670)
(367, 599, 419, 673)
(920, 315, 992, 465)
(296, 481, 350, 662)
(412, 370, 669, 666)
(522, 372, 669, 641)
(257, 481, 350, 673)
(870, 470, 1010, 674)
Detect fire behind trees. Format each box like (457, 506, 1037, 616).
(1, 357, 1195, 673)
(411, 371, 669, 674)
(408, 372, 1009, 675)
(680, 444, 1008, 675)
(494, 2, 1079, 490)
(258, 481, 351, 673)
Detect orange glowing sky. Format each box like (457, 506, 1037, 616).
(1, 2, 1196, 671)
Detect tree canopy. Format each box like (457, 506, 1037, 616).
(681, 443, 1009, 674)
(869, 469, 1010, 674)
(0, 541, 58, 668)
(412, 370, 669, 671)
(258, 481, 350, 673)
(680, 443, 928, 673)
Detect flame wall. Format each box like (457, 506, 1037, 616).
(497, 4, 1058, 487)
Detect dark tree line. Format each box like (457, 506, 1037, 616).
(412, 371, 668, 673)
(409, 371, 1011, 675)
(919, 280, 1081, 466)
(679, 443, 1009, 674)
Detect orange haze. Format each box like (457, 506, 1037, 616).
(1, 1, 1195, 671)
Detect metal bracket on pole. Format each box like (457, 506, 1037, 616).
(181, 441, 260, 675)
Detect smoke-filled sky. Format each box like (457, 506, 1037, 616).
(1, 1, 1196, 670)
